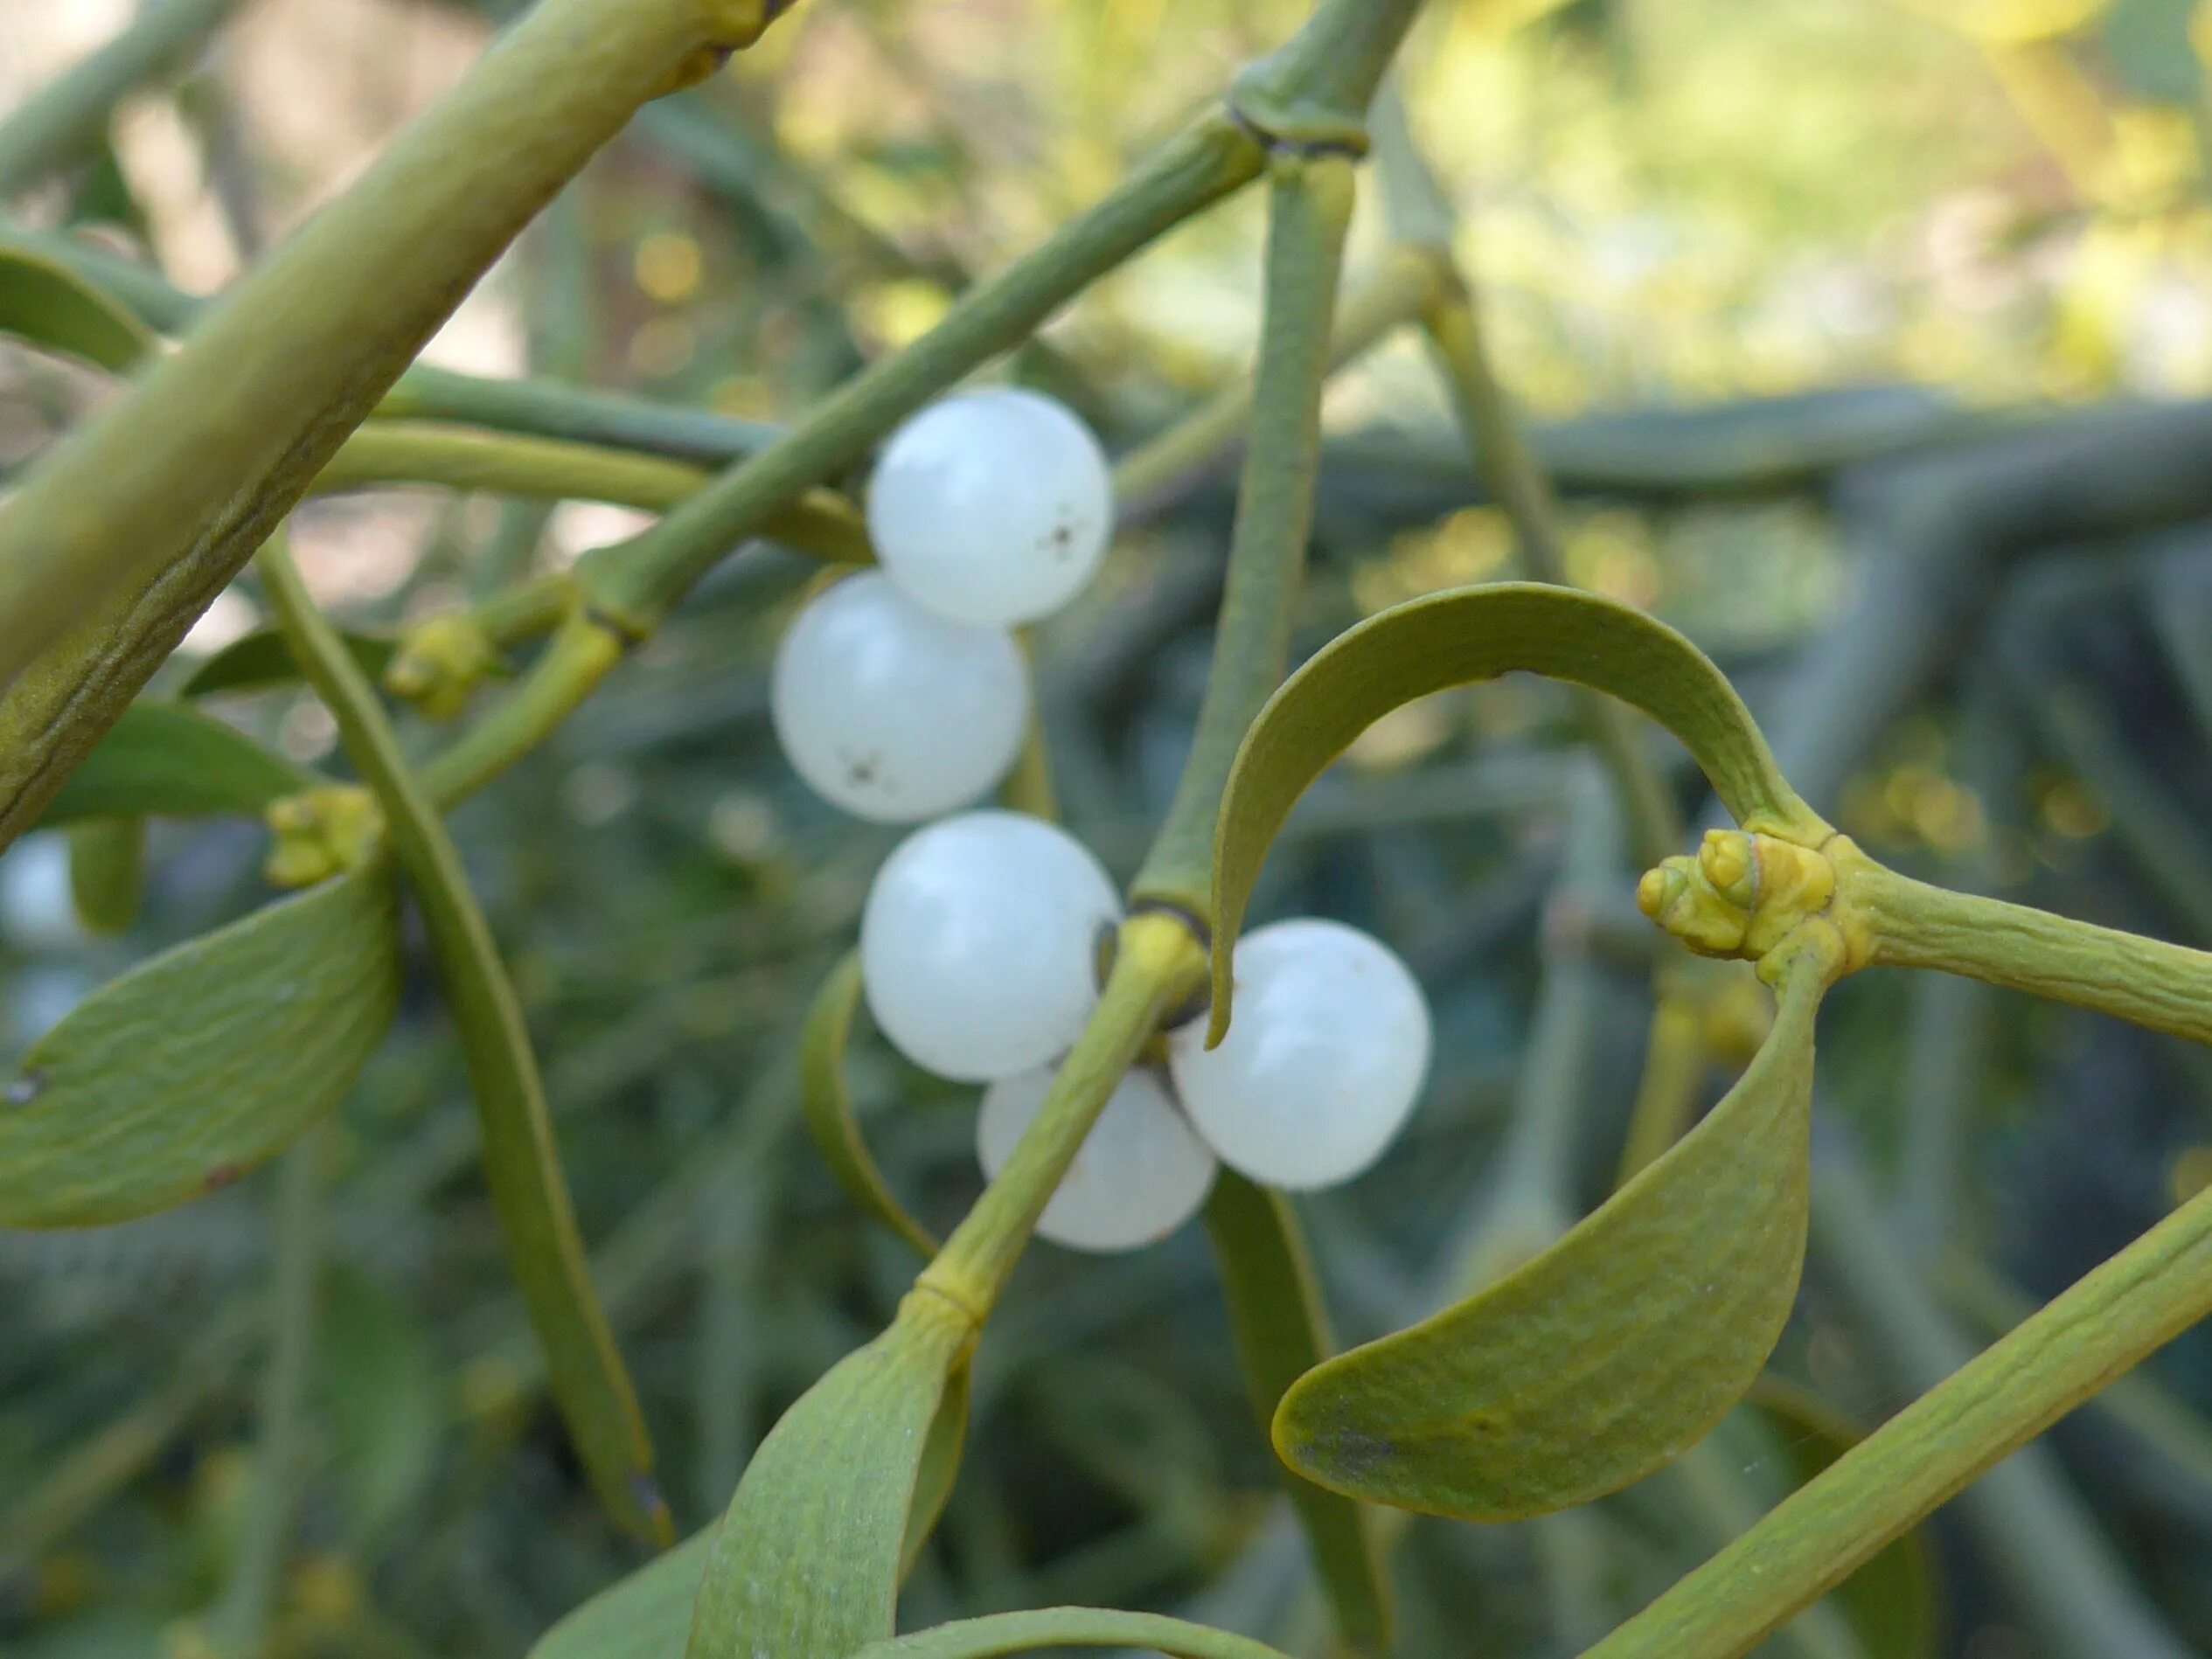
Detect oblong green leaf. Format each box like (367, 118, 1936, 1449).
(0, 864, 400, 1228)
(687, 1294, 970, 1658)
(38, 702, 314, 824)
(1203, 1170, 1392, 1652)
(1745, 1378, 1942, 1659)
(803, 949, 937, 1258)
(256, 538, 666, 1544)
(179, 627, 397, 700)
(0, 246, 153, 372)
(532, 1528, 715, 1659)
(854, 1607, 1297, 1659)
(66, 816, 145, 934)
(1209, 583, 1822, 1042)
(1274, 959, 1825, 1521)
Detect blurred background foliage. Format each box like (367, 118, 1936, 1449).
(3, 0, 2212, 1656)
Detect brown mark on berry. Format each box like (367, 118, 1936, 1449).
(204, 1163, 243, 1192)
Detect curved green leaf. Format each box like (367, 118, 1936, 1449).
(66, 817, 144, 934)
(256, 538, 666, 1544)
(1203, 1170, 1392, 1652)
(532, 1528, 715, 1659)
(854, 1607, 1296, 1659)
(179, 627, 398, 700)
(803, 949, 937, 1258)
(1274, 958, 1825, 1521)
(1745, 1378, 1942, 1659)
(39, 702, 314, 824)
(687, 1294, 970, 1658)
(1208, 583, 1821, 1042)
(0, 246, 153, 373)
(0, 864, 400, 1228)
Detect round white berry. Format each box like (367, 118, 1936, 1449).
(866, 388, 1115, 627)
(861, 811, 1121, 1082)
(771, 572, 1028, 823)
(1169, 919, 1431, 1191)
(977, 1064, 1216, 1253)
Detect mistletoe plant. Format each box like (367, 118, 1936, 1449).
(4, 1, 2212, 1657)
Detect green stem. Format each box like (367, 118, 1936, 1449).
(855, 1607, 1297, 1659)
(0, 0, 254, 198)
(1857, 866, 2212, 1046)
(1131, 153, 1359, 913)
(919, 913, 1206, 1321)
(204, 1128, 326, 1659)
(313, 422, 872, 563)
(1113, 244, 1450, 517)
(0, 0, 776, 847)
(257, 535, 664, 1542)
(1804, 1149, 2189, 1659)
(1582, 1157, 2212, 1657)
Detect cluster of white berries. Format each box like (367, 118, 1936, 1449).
(783, 391, 1433, 1254)
(772, 388, 1115, 823)
(862, 810, 1433, 1253)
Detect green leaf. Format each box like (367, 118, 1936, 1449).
(255, 537, 666, 1544)
(853, 1607, 1297, 1659)
(901, 1360, 970, 1578)
(1744, 1378, 1942, 1659)
(531, 1528, 714, 1659)
(1208, 583, 1822, 1042)
(66, 817, 144, 934)
(687, 1294, 970, 1658)
(802, 949, 937, 1258)
(179, 626, 398, 700)
(0, 864, 400, 1228)
(38, 701, 315, 824)
(0, 246, 153, 372)
(1203, 1170, 1392, 1652)
(315, 1267, 444, 1540)
(1274, 958, 1826, 1521)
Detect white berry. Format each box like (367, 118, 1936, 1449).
(861, 811, 1121, 1082)
(1169, 919, 1431, 1191)
(866, 388, 1115, 627)
(977, 1064, 1216, 1253)
(771, 572, 1027, 822)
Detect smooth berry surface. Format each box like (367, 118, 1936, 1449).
(977, 1063, 1216, 1252)
(771, 572, 1028, 822)
(1169, 918, 1431, 1191)
(861, 810, 1121, 1082)
(866, 388, 1115, 627)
